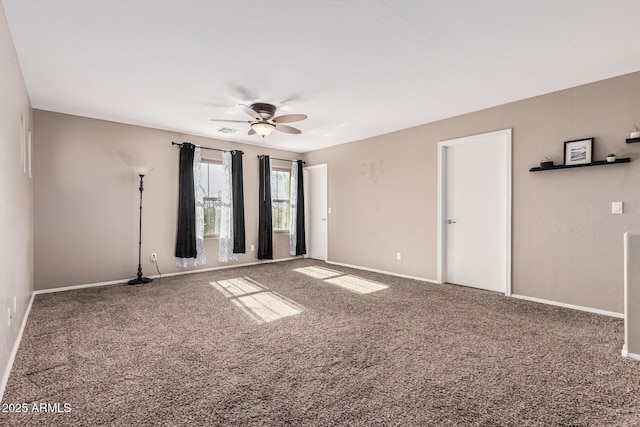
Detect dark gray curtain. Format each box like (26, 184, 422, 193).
(294, 160, 306, 256)
(258, 155, 273, 259)
(231, 151, 245, 253)
(175, 143, 196, 258)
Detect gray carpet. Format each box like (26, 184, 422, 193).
(2, 259, 639, 426)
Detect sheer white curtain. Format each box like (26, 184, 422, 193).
(194, 147, 206, 265)
(176, 146, 206, 267)
(289, 160, 298, 256)
(219, 151, 238, 262)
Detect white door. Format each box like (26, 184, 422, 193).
(438, 129, 511, 294)
(303, 164, 328, 261)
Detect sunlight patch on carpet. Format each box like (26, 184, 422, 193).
(233, 292, 302, 324)
(210, 277, 266, 298)
(293, 266, 344, 279)
(211, 277, 303, 323)
(324, 275, 389, 294)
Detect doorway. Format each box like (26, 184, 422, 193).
(303, 164, 328, 261)
(437, 129, 511, 294)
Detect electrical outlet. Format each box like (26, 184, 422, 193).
(250, 245, 255, 252)
(612, 202, 623, 214)
(396, 252, 402, 261)
(151, 253, 157, 262)
(12, 296, 16, 313)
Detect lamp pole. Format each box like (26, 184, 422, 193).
(129, 170, 152, 285)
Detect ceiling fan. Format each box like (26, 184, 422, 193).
(210, 103, 307, 138)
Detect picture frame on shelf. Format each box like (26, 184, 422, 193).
(564, 137, 593, 166)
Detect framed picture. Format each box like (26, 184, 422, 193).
(564, 137, 593, 166)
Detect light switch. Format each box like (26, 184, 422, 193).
(612, 202, 623, 214)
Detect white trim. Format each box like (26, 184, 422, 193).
(505, 133, 512, 297)
(303, 163, 329, 262)
(35, 278, 130, 294)
(621, 349, 640, 361)
(159, 257, 300, 279)
(302, 164, 327, 170)
(511, 294, 623, 318)
(1, 292, 35, 402)
(437, 129, 512, 296)
(326, 261, 438, 284)
(624, 232, 630, 357)
(437, 143, 444, 284)
(34, 257, 301, 295)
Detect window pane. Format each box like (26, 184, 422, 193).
(271, 170, 290, 201)
(204, 198, 221, 235)
(199, 162, 225, 198)
(199, 166, 209, 196)
(272, 200, 290, 231)
(201, 162, 224, 236)
(208, 164, 224, 199)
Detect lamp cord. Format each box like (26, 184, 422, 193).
(153, 259, 162, 278)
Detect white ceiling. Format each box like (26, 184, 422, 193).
(4, 1, 640, 153)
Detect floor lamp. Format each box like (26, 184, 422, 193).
(129, 166, 153, 285)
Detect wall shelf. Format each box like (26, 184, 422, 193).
(529, 158, 630, 172)
(626, 137, 640, 144)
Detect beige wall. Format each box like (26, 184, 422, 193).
(33, 111, 304, 290)
(306, 71, 640, 314)
(0, 3, 33, 395)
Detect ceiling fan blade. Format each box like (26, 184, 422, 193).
(272, 114, 308, 124)
(239, 104, 262, 120)
(248, 128, 256, 136)
(209, 119, 249, 123)
(275, 123, 302, 134)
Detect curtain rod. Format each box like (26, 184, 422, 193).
(257, 155, 305, 164)
(171, 141, 243, 154)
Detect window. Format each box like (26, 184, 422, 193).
(199, 160, 224, 236)
(271, 169, 290, 231)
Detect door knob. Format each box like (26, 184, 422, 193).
(321, 218, 327, 221)
(447, 219, 456, 224)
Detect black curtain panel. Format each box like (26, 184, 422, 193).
(175, 143, 197, 259)
(295, 160, 307, 256)
(258, 155, 273, 260)
(231, 151, 246, 254)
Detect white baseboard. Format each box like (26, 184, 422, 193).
(0, 292, 35, 402)
(34, 257, 301, 295)
(35, 278, 130, 294)
(325, 260, 438, 284)
(621, 349, 640, 361)
(511, 294, 623, 318)
(152, 257, 300, 280)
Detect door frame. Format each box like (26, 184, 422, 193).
(436, 129, 512, 295)
(303, 163, 328, 262)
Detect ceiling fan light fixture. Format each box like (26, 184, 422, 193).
(211, 103, 306, 137)
(251, 121, 275, 137)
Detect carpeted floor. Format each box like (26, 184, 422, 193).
(2, 259, 639, 426)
